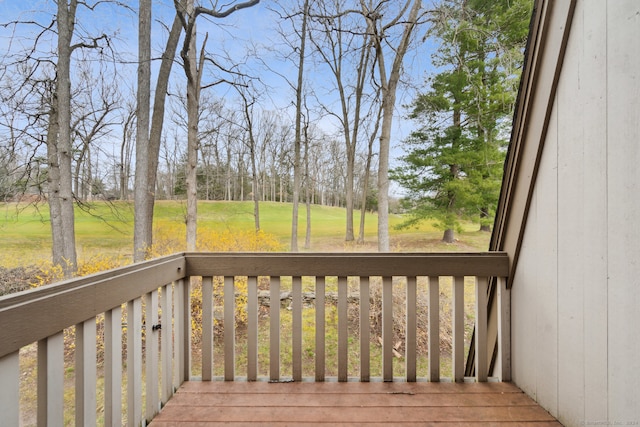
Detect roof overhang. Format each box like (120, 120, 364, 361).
(490, 0, 577, 286)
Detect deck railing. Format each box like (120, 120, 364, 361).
(0, 252, 510, 427)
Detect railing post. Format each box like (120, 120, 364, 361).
(224, 276, 235, 381)
(497, 276, 511, 381)
(405, 276, 417, 382)
(382, 276, 393, 382)
(315, 277, 326, 382)
(104, 306, 122, 426)
(38, 332, 64, 427)
(146, 290, 160, 421)
(452, 276, 465, 382)
(161, 283, 174, 402)
(338, 276, 348, 382)
(247, 276, 258, 381)
(359, 277, 370, 382)
(182, 278, 192, 382)
(292, 276, 303, 382)
(475, 277, 488, 382)
(428, 276, 440, 382)
(269, 276, 280, 381)
(127, 298, 142, 427)
(201, 277, 213, 381)
(76, 317, 97, 427)
(174, 279, 184, 389)
(0, 351, 20, 426)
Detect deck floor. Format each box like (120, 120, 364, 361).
(149, 381, 561, 426)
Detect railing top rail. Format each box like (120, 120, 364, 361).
(184, 252, 509, 278)
(0, 255, 186, 359)
(0, 251, 508, 359)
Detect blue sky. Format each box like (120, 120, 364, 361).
(1, 0, 437, 195)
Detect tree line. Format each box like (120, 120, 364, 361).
(0, 0, 531, 274)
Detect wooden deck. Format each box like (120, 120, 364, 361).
(149, 381, 561, 426)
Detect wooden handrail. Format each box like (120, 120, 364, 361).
(0, 252, 509, 426)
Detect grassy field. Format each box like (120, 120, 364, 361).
(0, 200, 491, 267)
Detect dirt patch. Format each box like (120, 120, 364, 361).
(0, 266, 39, 296)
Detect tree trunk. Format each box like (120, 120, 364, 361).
(183, 6, 203, 252)
(133, 0, 152, 261)
(365, 0, 422, 252)
(443, 228, 455, 243)
(54, 0, 78, 275)
(291, 0, 309, 252)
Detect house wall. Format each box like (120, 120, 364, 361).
(511, 0, 640, 426)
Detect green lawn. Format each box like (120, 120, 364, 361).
(0, 200, 490, 267)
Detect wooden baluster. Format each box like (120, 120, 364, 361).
(497, 276, 511, 381)
(359, 277, 370, 382)
(270, 276, 280, 381)
(382, 276, 393, 382)
(292, 276, 303, 382)
(146, 290, 160, 420)
(201, 277, 213, 381)
(183, 279, 192, 382)
(224, 276, 235, 381)
(247, 276, 258, 381)
(76, 317, 97, 427)
(315, 277, 325, 382)
(338, 276, 348, 382)
(127, 298, 142, 427)
(452, 276, 465, 382)
(38, 332, 64, 427)
(173, 279, 184, 389)
(0, 351, 20, 426)
(161, 283, 174, 401)
(475, 276, 488, 382)
(406, 276, 417, 382)
(105, 306, 122, 426)
(428, 276, 440, 382)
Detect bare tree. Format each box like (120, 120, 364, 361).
(360, 0, 424, 251)
(308, 0, 376, 242)
(174, 0, 259, 250)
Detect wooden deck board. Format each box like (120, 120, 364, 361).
(149, 381, 561, 426)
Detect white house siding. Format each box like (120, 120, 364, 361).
(511, 0, 640, 426)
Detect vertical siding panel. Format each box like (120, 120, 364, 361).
(537, 90, 559, 417)
(607, 0, 640, 421)
(0, 351, 20, 426)
(581, 0, 609, 422)
(511, 189, 538, 397)
(497, 277, 511, 382)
